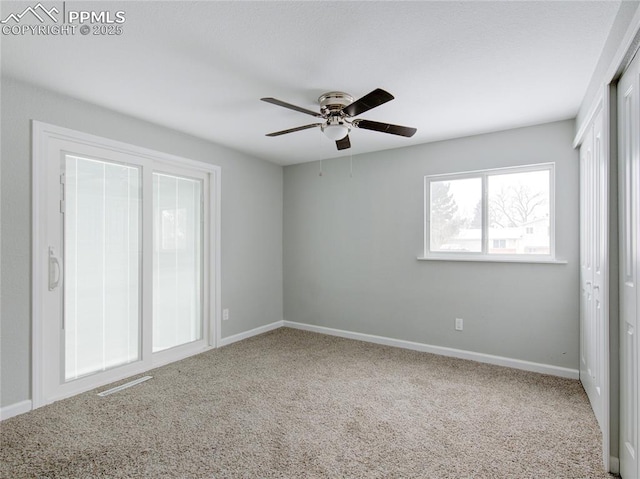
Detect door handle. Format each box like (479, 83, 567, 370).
(48, 247, 62, 291)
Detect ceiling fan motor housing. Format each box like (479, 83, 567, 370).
(318, 92, 354, 117)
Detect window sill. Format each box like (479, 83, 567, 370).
(417, 255, 568, 264)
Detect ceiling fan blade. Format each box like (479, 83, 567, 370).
(342, 89, 394, 117)
(261, 97, 322, 118)
(353, 119, 417, 137)
(265, 123, 322, 137)
(336, 135, 351, 150)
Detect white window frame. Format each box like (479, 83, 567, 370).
(32, 121, 222, 408)
(421, 163, 562, 263)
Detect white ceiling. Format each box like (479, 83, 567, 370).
(1, 1, 621, 165)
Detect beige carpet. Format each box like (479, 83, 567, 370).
(0, 328, 613, 478)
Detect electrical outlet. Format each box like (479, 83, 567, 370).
(455, 318, 463, 331)
(223, 309, 229, 321)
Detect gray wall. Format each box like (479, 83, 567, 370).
(284, 119, 579, 369)
(0, 77, 283, 407)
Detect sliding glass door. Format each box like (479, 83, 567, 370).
(33, 122, 220, 407)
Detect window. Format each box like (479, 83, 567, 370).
(424, 164, 554, 260)
(492, 239, 506, 249)
(429, 177, 482, 252)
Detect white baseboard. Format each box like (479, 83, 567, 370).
(219, 320, 284, 347)
(609, 456, 619, 474)
(283, 321, 579, 379)
(0, 399, 32, 421)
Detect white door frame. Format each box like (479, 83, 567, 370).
(32, 121, 222, 408)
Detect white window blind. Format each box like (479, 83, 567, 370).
(64, 155, 141, 380)
(152, 173, 203, 352)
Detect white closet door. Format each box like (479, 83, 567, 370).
(579, 101, 610, 469)
(619, 50, 640, 479)
(580, 123, 594, 394)
(580, 110, 604, 420)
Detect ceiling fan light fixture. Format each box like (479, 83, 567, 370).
(321, 123, 350, 141)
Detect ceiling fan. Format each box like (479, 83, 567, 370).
(260, 89, 417, 151)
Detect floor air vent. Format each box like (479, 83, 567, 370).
(97, 376, 153, 397)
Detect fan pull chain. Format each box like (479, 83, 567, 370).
(317, 128, 323, 177)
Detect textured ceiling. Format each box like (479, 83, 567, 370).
(1, 1, 621, 165)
